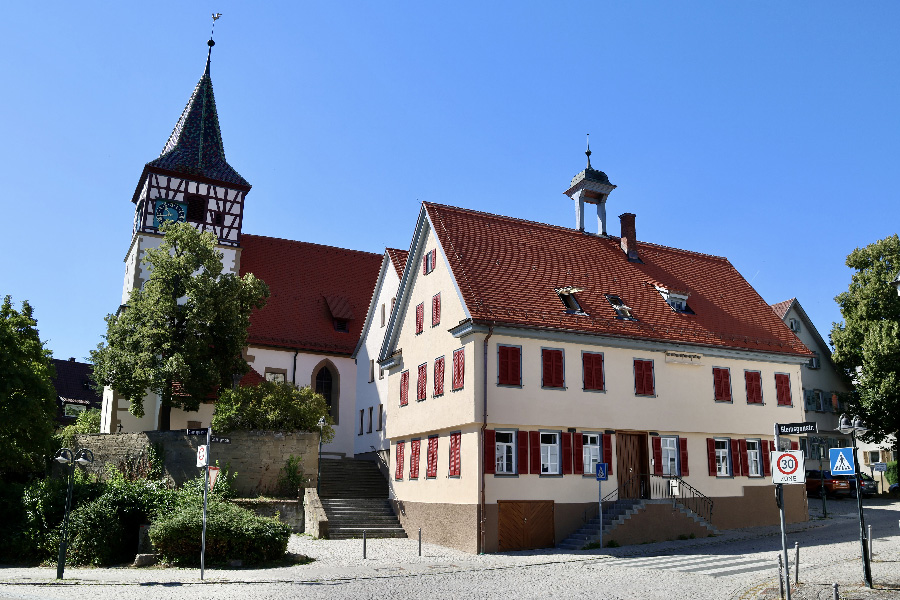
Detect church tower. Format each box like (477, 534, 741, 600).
(120, 38, 250, 306)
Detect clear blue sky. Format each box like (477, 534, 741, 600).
(1, 2, 897, 363)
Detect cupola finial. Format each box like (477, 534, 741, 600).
(206, 13, 222, 73)
(586, 133, 592, 169)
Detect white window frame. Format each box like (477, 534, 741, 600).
(746, 439, 762, 477)
(63, 403, 86, 418)
(540, 431, 560, 475)
(583, 433, 601, 475)
(495, 430, 516, 474)
(661, 436, 679, 476)
(715, 438, 731, 477)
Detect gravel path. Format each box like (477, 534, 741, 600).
(1, 497, 898, 599)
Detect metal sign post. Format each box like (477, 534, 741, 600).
(773, 423, 792, 600)
(200, 427, 211, 580)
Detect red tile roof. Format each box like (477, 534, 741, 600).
(425, 203, 811, 357)
(239, 234, 382, 355)
(386, 248, 409, 278)
(770, 298, 796, 320)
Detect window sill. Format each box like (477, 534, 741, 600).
(746, 402, 765, 406)
(583, 388, 606, 394)
(541, 386, 567, 391)
(635, 394, 656, 398)
(497, 383, 523, 389)
(539, 474, 563, 478)
(714, 399, 733, 404)
(493, 473, 519, 478)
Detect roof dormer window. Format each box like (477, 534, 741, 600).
(605, 294, 635, 320)
(655, 286, 694, 314)
(788, 318, 801, 332)
(556, 287, 586, 315)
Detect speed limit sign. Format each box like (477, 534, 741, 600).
(771, 450, 805, 484)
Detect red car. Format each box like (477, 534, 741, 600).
(805, 470, 852, 498)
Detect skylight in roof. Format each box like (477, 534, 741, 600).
(605, 294, 635, 320)
(556, 287, 587, 315)
(654, 286, 694, 314)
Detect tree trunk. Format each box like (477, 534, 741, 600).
(158, 402, 172, 431)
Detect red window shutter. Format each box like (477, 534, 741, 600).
(427, 436, 438, 478)
(417, 364, 427, 401)
(583, 353, 604, 391)
(423, 253, 427, 274)
(713, 368, 731, 401)
(517, 431, 529, 475)
(707, 438, 717, 476)
(499, 346, 509, 384)
(561, 432, 573, 475)
(602, 434, 613, 476)
(432, 293, 441, 327)
(452, 348, 465, 390)
(510, 347, 520, 385)
(644, 361, 654, 395)
(573, 433, 584, 474)
(761, 440, 772, 476)
(410, 439, 420, 479)
(499, 346, 520, 386)
(434, 357, 444, 396)
(739, 439, 749, 476)
(746, 371, 762, 404)
(415, 303, 424, 334)
(652, 437, 663, 475)
(553, 351, 564, 388)
(449, 432, 461, 476)
(635, 360, 653, 395)
(395, 442, 404, 480)
(431, 249, 437, 269)
(790, 441, 799, 451)
(679, 437, 690, 476)
(542, 349, 563, 388)
(529, 431, 540, 474)
(730, 439, 741, 476)
(776, 374, 792, 406)
(484, 429, 496, 475)
(400, 370, 409, 406)
(542, 350, 552, 386)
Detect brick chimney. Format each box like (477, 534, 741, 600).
(619, 213, 640, 262)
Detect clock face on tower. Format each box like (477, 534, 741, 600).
(153, 200, 187, 228)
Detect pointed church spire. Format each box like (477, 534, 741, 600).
(145, 24, 249, 188)
(586, 133, 592, 169)
(564, 137, 616, 234)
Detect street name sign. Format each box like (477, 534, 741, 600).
(777, 422, 817, 435)
(771, 451, 805, 484)
(830, 447, 855, 475)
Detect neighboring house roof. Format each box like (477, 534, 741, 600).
(770, 298, 831, 359)
(386, 248, 409, 279)
(420, 202, 811, 357)
(51, 359, 102, 420)
(240, 234, 383, 355)
(143, 50, 250, 189)
(770, 298, 795, 320)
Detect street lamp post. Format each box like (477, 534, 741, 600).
(838, 414, 872, 588)
(54, 448, 94, 580)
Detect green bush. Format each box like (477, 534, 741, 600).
(149, 498, 290, 565)
(180, 461, 238, 500)
(886, 461, 897, 485)
(276, 455, 306, 497)
(55, 408, 102, 449)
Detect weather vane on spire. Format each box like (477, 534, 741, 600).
(586, 133, 592, 169)
(211, 13, 223, 40)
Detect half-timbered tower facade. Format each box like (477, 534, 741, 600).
(377, 160, 814, 553)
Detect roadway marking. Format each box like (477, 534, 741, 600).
(614, 554, 775, 578)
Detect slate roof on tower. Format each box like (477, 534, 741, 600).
(424, 202, 811, 356)
(144, 45, 250, 188)
(239, 235, 382, 355)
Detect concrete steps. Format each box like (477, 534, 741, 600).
(319, 458, 406, 539)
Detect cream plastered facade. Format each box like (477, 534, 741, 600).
(353, 255, 402, 457)
(101, 387, 215, 433)
(383, 219, 811, 511)
(246, 345, 358, 457)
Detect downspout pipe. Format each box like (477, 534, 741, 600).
(291, 350, 299, 385)
(479, 324, 494, 554)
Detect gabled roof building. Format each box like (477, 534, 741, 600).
(374, 154, 813, 552)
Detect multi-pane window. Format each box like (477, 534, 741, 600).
(369, 359, 375, 383)
(423, 249, 437, 274)
(432, 293, 441, 327)
(582, 433, 600, 475)
(498, 345, 521, 386)
(426, 436, 439, 478)
(367, 407, 373, 433)
(358, 409, 364, 435)
(712, 367, 731, 402)
(417, 363, 427, 401)
(746, 440, 761, 476)
(452, 348, 465, 390)
(410, 439, 421, 479)
(400, 370, 409, 406)
(377, 404, 383, 430)
(540, 432, 560, 474)
(745, 371, 763, 404)
(434, 356, 445, 396)
(715, 439, 730, 476)
(415, 303, 424, 334)
(495, 431, 515, 474)
(634, 359, 655, 396)
(449, 432, 461, 477)
(394, 441, 405, 480)
(661, 437, 679, 476)
(542, 349, 564, 388)
(775, 373, 792, 406)
(582, 352, 605, 391)
(265, 371, 286, 383)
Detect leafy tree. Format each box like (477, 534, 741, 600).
(91, 222, 269, 430)
(56, 408, 101, 449)
(831, 234, 900, 459)
(211, 380, 334, 443)
(0, 296, 57, 477)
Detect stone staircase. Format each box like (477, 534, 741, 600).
(557, 499, 717, 550)
(318, 458, 406, 540)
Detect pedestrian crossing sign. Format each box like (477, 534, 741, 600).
(829, 447, 855, 475)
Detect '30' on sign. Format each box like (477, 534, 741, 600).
(771, 450, 805, 484)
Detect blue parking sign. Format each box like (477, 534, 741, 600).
(596, 463, 608, 481)
(830, 447, 855, 475)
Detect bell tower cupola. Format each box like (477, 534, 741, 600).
(563, 135, 616, 235)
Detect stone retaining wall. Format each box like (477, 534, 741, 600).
(74, 430, 319, 497)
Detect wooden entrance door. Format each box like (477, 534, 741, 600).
(616, 433, 650, 499)
(497, 500, 555, 551)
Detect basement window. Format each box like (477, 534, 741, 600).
(556, 287, 586, 315)
(605, 294, 635, 320)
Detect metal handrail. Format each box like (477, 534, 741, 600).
(600, 473, 714, 524)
